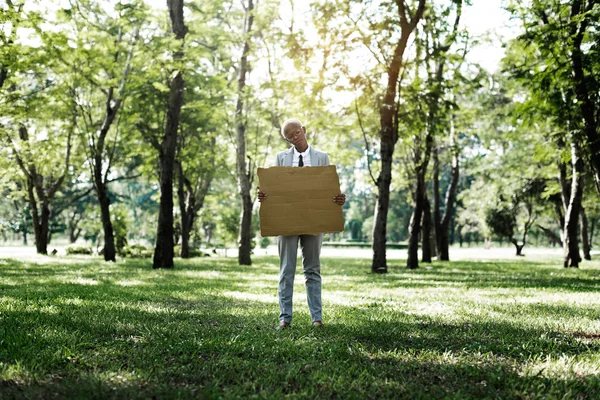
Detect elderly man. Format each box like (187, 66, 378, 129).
(258, 118, 346, 329)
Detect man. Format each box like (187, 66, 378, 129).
(258, 118, 346, 329)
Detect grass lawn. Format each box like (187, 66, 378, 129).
(1, 253, 599, 399)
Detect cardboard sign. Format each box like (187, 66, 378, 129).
(258, 165, 344, 237)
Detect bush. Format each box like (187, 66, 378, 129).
(260, 237, 271, 249)
(65, 245, 93, 255)
(174, 244, 210, 258)
(121, 244, 153, 259)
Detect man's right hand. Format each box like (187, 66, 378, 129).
(257, 186, 267, 202)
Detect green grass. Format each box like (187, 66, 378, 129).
(1, 254, 600, 399)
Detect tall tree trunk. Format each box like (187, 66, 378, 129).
(421, 194, 433, 263)
(551, 194, 564, 232)
(563, 140, 584, 268)
(176, 162, 192, 258)
(235, 0, 255, 266)
(439, 129, 459, 261)
(407, 134, 432, 269)
(21, 211, 27, 245)
(580, 207, 591, 261)
(25, 177, 48, 255)
(372, 0, 426, 273)
(95, 170, 116, 261)
(180, 211, 194, 258)
(590, 218, 595, 249)
(432, 146, 442, 254)
(556, 159, 570, 244)
(569, 0, 600, 195)
(153, 0, 188, 269)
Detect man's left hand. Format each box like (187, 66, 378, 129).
(333, 194, 346, 206)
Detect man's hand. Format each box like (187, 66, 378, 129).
(332, 193, 346, 206)
(257, 186, 267, 203)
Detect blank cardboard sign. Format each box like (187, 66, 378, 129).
(258, 166, 344, 237)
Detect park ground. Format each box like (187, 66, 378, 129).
(1, 246, 599, 399)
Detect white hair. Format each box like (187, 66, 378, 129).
(281, 118, 304, 140)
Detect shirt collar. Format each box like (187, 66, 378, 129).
(293, 145, 311, 158)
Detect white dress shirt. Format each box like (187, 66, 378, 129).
(292, 145, 312, 167)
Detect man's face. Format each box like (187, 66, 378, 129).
(284, 125, 307, 149)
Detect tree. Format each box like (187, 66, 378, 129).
(0, 1, 75, 254)
(484, 199, 517, 252)
(484, 184, 539, 257)
(406, 0, 462, 269)
(44, 0, 144, 261)
(504, 0, 599, 267)
(153, 0, 188, 269)
(235, 0, 256, 266)
(10, 125, 73, 254)
(370, 0, 426, 273)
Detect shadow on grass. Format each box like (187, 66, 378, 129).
(343, 259, 600, 292)
(1, 256, 600, 398)
(1, 302, 599, 399)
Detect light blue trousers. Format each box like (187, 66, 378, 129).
(277, 234, 323, 324)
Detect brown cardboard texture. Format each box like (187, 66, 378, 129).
(258, 165, 344, 236)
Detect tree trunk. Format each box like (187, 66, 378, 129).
(26, 178, 49, 255)
(68, 210, 82, 243)
(153, 0, 188, 269)
(176, 162, 192, 258)
(407, 167, 429, 269)
(537, 224, 562, 246)
(22, 213, 27, 245)
(154, 74, 183, 268)
(372, 164, 392, 273)
(372, 0, 426, 274)
(563, 140, 584, 268)
(569, 0, 600, 195)
(590, 219, 595, 249)
(180, 213, 193, 258)
(580, 207, 591, 261)
(176, 160, 213, 259)
(551, 194, 564, 231)
(511, 239, 524, 256)
(238, 194, 253, 265)
(432, 146, 442, 254)
(557, 160, 570, 244)
(69, 227, 81, 244)
(421, 194, 433, 263)
(439, 126, 460, 261)
(95, 176, 116, 261)
(235, 0, 255, 266)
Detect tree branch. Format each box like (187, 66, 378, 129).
(354, 98, 377, 186)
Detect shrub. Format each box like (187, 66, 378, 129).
(174, 244, 210, 258)
(260, 237, 271, 249)
(65, 245, 93, 255)
(122, 244, 153, 258)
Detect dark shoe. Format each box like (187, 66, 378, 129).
(275, 321, 290, 330)
(312, 321, 324, 327)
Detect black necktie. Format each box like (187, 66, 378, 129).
(298, 155, 304, 167)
